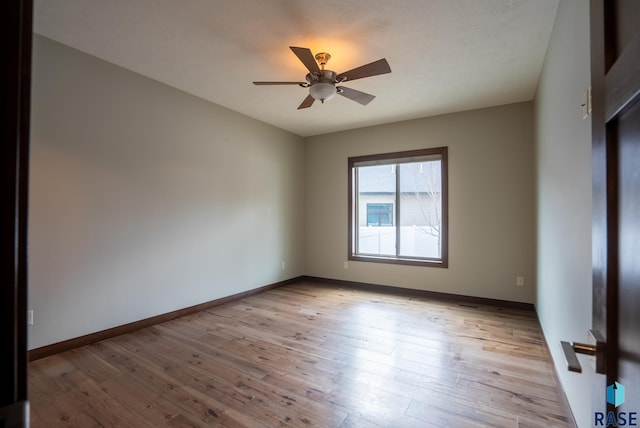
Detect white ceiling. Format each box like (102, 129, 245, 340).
(34, 0, 559, 137)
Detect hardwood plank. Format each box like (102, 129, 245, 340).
(29, 281, 574, 427)
(406, 397, 516, 428)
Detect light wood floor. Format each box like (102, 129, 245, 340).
(28, 281, 574, 427)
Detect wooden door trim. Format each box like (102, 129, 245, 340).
(605, 33, 640, 121)
(590, 0, 619, 386)
(590, 0, 608, 344)
(0, 0, 32, 421)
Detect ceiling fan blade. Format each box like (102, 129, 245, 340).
(253, 81, 305, 85)
(290, 46, 321, 73)
(337, 86, 376, 105)
(337, 58, 391, 82)
(297, 94, 315, 109)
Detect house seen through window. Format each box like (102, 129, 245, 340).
(366, 203, 393, 226)
(348, 147, 448, 267)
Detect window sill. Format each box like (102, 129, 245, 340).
(348, 254, 448, 268)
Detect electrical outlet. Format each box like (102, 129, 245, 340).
(27, 310, 34, 326)
(516, 276, 524, 287)
(281, 261, 285, 270)
(344, 261, 349, 269)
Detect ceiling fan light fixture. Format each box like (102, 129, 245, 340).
(253, 46, 391, 109)
(309, 82, 337, 103)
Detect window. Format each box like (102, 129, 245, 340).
(348, 147, 448, 267)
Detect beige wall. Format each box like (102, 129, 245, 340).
(304, 102, 536, 303)
(534, 0, 594, 426)
(29, 35, 305, 349)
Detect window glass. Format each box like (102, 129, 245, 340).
(398, 161, 442, 258)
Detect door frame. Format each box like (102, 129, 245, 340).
(0, 0, 32, 426)
(591, 0, 640, 417)
(590, 0, 618, 388)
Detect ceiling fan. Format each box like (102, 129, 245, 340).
(253, 46, 391, 109)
